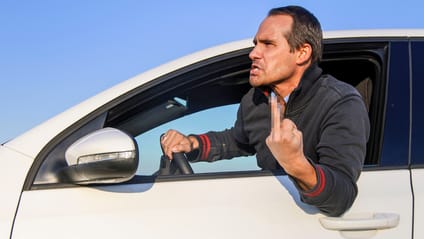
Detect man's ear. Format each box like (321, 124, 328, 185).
(296, 43, 312, 65)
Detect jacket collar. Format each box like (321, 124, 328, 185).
(286, 63, 323, 114)
(292, 63, 323, 98)
(255, 63, 323, 106)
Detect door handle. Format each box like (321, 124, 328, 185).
(319, 213, 399, 231)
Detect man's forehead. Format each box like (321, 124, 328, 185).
(254, 19, 290, 42)
(253, 32, 279, 43)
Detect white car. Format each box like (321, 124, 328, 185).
(1, 29, 424, 239)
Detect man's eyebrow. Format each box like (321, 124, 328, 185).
(252, 35, 276, 45)
(257, 37, 275, 44)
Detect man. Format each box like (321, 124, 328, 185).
(161, 5, 370, 216)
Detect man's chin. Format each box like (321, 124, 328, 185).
(249, 77, 263, 87)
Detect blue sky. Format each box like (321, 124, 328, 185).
(1, 0, 423, 143)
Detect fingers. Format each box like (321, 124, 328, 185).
(270, 92, 287, 141)
(274, 119, 298, 141)
(266, 118, 303, 170)
(161, 130, 178, 159)
(270, 92, 281, 140)
(161, 130, 191, 159)
(281, 118, 297, 132)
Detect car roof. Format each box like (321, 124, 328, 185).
(324, 29, 424, 38)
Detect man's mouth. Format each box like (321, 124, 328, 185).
(250, 63, 261, 75)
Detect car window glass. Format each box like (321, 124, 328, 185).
(412, 40, 424, 165)
(379, 42, 410, 167)
(135, 103, 259, 175)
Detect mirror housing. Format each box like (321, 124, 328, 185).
(59, 127, 138, 185)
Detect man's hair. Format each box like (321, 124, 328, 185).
(268, 5, 323, 64)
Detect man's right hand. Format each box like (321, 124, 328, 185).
(160, 130, 199, 160)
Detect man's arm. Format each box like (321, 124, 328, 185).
(161, 128, 254, 163)
(266, 93, 369, 216)
(301, 95, 369, 216)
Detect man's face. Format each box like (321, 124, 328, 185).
(249, 15, 298, 87)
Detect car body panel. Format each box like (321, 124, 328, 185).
(2, 29, 424, 238)
(12, 170, 411, 239)
(412, 169, 424, 239)
(0, 146, 33, 239)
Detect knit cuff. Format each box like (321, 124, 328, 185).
(301, 165, 325, 198)
(187, 134, 210, 162)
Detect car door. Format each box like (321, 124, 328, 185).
(12, 37, 413, 238)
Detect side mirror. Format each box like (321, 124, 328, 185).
(59, 127, 138, 185)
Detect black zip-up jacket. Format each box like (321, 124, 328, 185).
(188, 64, 370, 216)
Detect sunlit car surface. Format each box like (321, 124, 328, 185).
(1, 29, 424, 239)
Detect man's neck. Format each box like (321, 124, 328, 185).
(271, 64, 310, 99)
(271, 79, 299, 100)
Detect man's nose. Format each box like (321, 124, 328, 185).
(249, 46, 260, 60)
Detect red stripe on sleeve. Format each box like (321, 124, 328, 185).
(199, 134, 210, 160)
(199, 135, 206, 160)
(303, 165, 326, 197)
(203, 135, 210, 160)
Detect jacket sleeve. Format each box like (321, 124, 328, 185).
(294, 94, 370, 216)
(186, 104, 256, 162)
(187, 130, 255, 162)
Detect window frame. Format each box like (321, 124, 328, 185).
(27, 38, 403, 190)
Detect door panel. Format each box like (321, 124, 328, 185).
(0, 147, 33, 239)
(13, 170, 411, 238)
(346, 170, 412, 238)
(412, 169, 424, 238)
